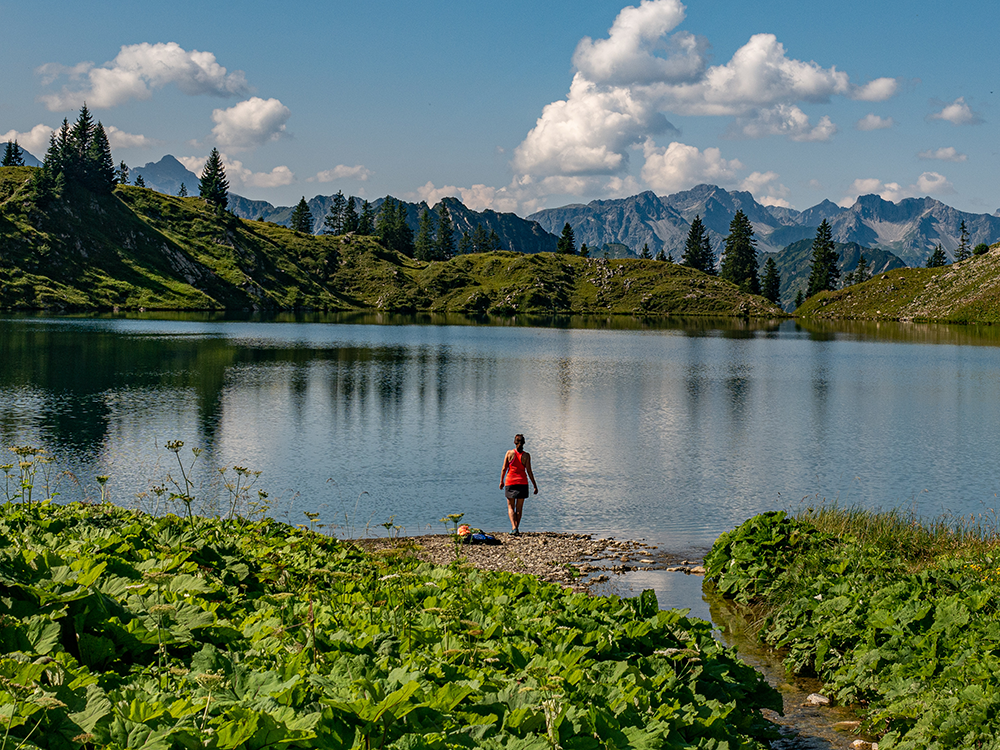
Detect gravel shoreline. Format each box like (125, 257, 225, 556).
(355, 531, 707, 593)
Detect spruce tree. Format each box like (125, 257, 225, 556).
(580, 242, 590, 258)
(358, 200, 375, 234)
(556, 223, 576, 255)
(67, 104, 95, 183)
(639, 243, 651, 260)
(134, 174, 146, 188)
(682, 214, 716, 273)
(847, 253, 870, 286)
(395, 200, 414, 256)
(116, 161, 130, 186)
(458, 232, 473, 255)
(198, 148, 229, 213)
(437, 202, 455, 259)
(794, 289, 805, 309)
(323, 191, 347, 235)
(720, 210, 760, 294)
(955, 220, 971, 261)
(486, 229, 503, 252)
(2, 140, 24, 167)
(86, 122, 115, 193)
(290, 197, 313, 233)
(178, 183, 188, 197)
(470, 224, 489, 253)
(805, 220, 840, 297)
(655, 248, 666, 262)
(343, 196, 359, 233)
(926, 244, 947, 268)
(415, 207, 437, 261)
(761, 257, 781, 304)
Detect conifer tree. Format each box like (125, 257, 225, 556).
(134, 175, 146, 188)
(845, 253, 870, 286)
(343, 196, 359, 233)
(358, 200, 375, 235)
(639, 243, 651, 260)
(323, 191, 347, 235)
(682, 214, 715, 274)
(761, 257, 781, 304)
(806, 220, 840, 297)
(198, 148, 229, 213)
(470, 224, 489, 253)
(580, 242, 590, 258)
(556, 223, 576, 255)
(437, 202, 455, 259)
(290, 197, 313, 233)
(415, 207, 437, 261)
(486, 229, 503, 252)
(794, 289, 805, 309)
(955, 220, 971, 261)
(974, 242, 990, 256)
(926, 244, 947, 268)
(67, 104, 95, 184)
(116, 161, 130, 186)
(395, 200, 415, 256)
(178, 182, 188, 197)
(458, 232, 473, 255)
(655, 248, 666, 261)
(720, 210, 760, 294)
(86, 122, 115, 193)
(376, 197, 415, 256)
(2, 140, 24, 167)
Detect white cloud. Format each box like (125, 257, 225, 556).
(929, 97, 982, 125)
(740, 170, 790, 206)
(0, 124, 54, 154)
(37, 42, 248, 111)
(105, 125, 158, 149)
(732, 105, 836, 141)
(510, 0, 896, 208)
(850, 77, 899, 102)
(839, 171, 954, 206)
(211, 97, 290, 150)
(918, 146, 967, 162)
(856, 113, 894, 131)
(310, 164, 373, 183)
(640, 140, 742, 193)
(177, 153, 295, 189)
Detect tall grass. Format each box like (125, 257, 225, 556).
(796, 501, 1000, 565)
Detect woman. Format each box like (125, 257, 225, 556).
(500, 433, 538, 536)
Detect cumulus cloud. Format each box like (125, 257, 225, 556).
(929, 97, 982, 125)
(856, 113, 894, 131)
(177, 153, 295, 190)
(0, 124, 54, 154)
(640, 140, 742, 193)
(412, 181, 518, 213)
(839, 171, 954, 206)
(509, 0, 897, 208)
(918, 146, 967, 162)
(211, 97, 290, 150)
(740, 170, 790, 206)
(37, 42, 249, 111)
(104, 125, 158, 149)
(310, 165, 373, 183)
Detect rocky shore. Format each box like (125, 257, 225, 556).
(355, 531, 707, 593)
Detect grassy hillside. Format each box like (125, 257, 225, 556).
(0, 167, 782, 317)
(797, 244, 1000, 323)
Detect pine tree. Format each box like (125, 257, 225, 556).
(458, 232, 473, 255)
(323, 191, 347, 235)
(2, 140, 24, 167)
(178, 182, 188, 197)
(926, 244, 947, 268)
(639, 243, 651, 260)
(395, 200, 414, 256)
(486, 229, 503, 252)
(376, 197, 414, 256)
(556, 223, 576, 255)
(198, 148, 229, 213)
(761, 257, 781, 304)
(67, 104, 95, 183)
(955, 220, 971, 261)
(358, 200, 375, 235)
(655, 248, 666, 261)
(846, 253, 870, 286)
(794, 289, 805, 309)
(134, 174, 146, 188)
(415, 207, 437, 261)
(116, 161, 130, 186)
(805, 220, 840, 297)
(290, 197, 313, 233)
(720, 210, 760, 294)
(681, 214, 715, 274)
(86, 122, 115, 193)
(437, 202, 455, 259)
(470, 225, 489, 253)
(580, 242, 590, 258)
(343, 196, 359, 233)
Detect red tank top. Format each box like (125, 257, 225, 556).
(506, 450, 528, 485)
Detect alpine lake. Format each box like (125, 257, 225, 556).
(5, 311, 1000, 745)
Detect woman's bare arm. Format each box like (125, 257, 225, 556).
(500, 451, 511, 488)
(523, 452, 538, 494)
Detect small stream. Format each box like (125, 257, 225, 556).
(589, 563, 878, 749)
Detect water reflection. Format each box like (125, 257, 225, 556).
(3, 314, 1000, 547)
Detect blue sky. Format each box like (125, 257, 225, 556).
(1, 0, 995, 215)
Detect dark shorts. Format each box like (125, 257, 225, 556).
(505, 484, 529, 500)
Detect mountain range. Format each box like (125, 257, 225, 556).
(130, 155, 1000, 269)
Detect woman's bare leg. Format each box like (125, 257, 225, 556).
(508, 498, 525, 532)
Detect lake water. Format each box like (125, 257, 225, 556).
(4, 313, 1000, 556)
